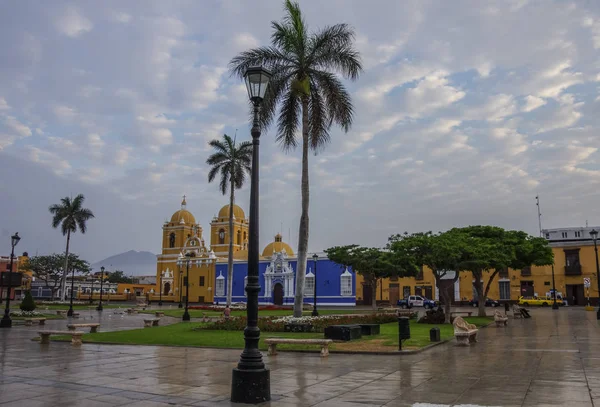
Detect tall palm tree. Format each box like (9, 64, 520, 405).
(230, 0, 362, 316)
(49, 194, 94, 300)
(207, 134, 253, 307)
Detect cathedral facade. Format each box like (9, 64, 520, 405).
(154, 198, 356, 306)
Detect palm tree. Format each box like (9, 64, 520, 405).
(229, 0, 362, 316)
(207, 134, 253, 307)
(49, 194, 94, 301)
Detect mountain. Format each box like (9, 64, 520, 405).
(92, 250, 156, 276)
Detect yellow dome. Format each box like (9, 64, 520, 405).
(218, 204, 246, 220)
(262, 234, 294, 257)
(170, 209, 196, 225)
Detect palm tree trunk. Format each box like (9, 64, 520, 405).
(227, 180, 235, 307)
(61, 230, 71, 301)
(293, 98, 310, 317)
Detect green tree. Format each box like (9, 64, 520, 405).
(230, 0, 362, 317)
(49, 194, 94, 300)
(206, 134, 253, 307)
(325, 245, 418, 310)
(19, 290, 36, 311)
(107, 270, 133, 284)
(388, 231, 469, 323)
(22, 254, 91, 300)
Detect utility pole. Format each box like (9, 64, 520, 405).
(536, 195, 543, 237)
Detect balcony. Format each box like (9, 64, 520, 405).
(565, 264, 582, 276)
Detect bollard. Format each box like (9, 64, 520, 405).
(430, 327, 440, 342)
(398, 317, 410, 351)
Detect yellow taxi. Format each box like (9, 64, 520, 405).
(518, 296, 564, 306)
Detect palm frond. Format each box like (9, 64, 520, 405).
(219, 165, 230, 195)
(206, 152, 230, 167)
(257, 69, 294, 132)
(309, 24, 362, 80)
(208, 139, 229, 155)
(229, 47, 293, 79)
(275, 90, 301, 152)
(207, 165, 222, 183)
(308, 80, 330, 152)
(311, 70, 354, 132)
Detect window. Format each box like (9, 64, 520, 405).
(199, 276, 205, 286)
(545, 233, 550, 239)
(499, 281, 510, 300)
(237, 230, 241, 245)
(218, 229, 225, 245)
(564, 249, 581, 275)
(575, 231, 581, 238)
(305, 275, 314, 296)
(169, 233, 176, 248)
(561, 232, 568, 238)
(341, 272, 352, 296)
(216, 278, 225, 296)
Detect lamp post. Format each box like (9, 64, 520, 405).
(591, 229, 600, 319)
(97, 266, 105, 311)
(0, 232, 21, 328)
(67, 259, 77, 317)
(179, 252, 194, 321)
(312, 253, 319, 317)
(158, 272, 163, 306)
(231, 66, 272, 404)
(90, 278, 94, 304)
(178, 269, 183, 308)
(551, 263, 559, 310)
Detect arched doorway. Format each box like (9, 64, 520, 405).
(163, 282, 171, 295)
(273, 283, 284, 306)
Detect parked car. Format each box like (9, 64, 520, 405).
(468, 297, 500, 307)
(397, 295, 437, 309)
(518, 296, 564, 306)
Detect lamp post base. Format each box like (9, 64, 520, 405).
(552, 303, 559, 310)
(231, 367, 270, 403)
(158, 301, 163, 306)
(182, 311, 190, 321)
(96, 303, 103, 311)
(178, 303, 183, 308)
(311, 308, 319, 317)
(67, 308, 74, 317)
(0, 315, 12, 328)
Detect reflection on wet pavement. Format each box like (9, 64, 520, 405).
(0, 307, 598, 406)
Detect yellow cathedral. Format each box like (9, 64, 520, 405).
(152, 197, 294, 304)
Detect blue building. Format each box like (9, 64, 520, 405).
(213, 237, 355, 307)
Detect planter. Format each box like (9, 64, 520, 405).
(359, 324, 380, 335)
(284, 323, 314, 333)
(324, 324, 362, 341)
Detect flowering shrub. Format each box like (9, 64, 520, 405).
(188, 304, 292, 311)
(199, 313, 400, 333)
(37, 301, 86, 305)
(10, 310, 44, 317)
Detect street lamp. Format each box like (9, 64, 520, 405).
(97, 266, 105, 311)
(178, 268, 183, 309)
(67, 257, 77, 317)
(312, 254, 319, 317)
(179, 252, 195, 321)
(0, 232, 21, 328)
(591, 229, 600, 320)
(231, 66, 272, 404)
(551, 263, 559, 310)
(158, 271, 163, 306)
(90, 278, 94, 304)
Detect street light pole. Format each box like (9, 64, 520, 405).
(591, 229, 600, 319)
(178, 269, 183, 308)
(159, 272, 163, 306)
(0, 232, 21, 328)
(312, 254, 319, 317)
(97, 266, 104, 311)
(67, 260, 76, 317)
(182, 252, 194, 321)
(231, 66, 271, 404)
(551, 263, 558, 310)
(90, 278, 94, 304)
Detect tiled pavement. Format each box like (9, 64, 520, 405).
(1, 307, 600, 406)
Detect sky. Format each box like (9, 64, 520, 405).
(0, 0, 599, 264)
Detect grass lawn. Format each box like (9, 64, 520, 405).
(39, 304, 124, 310)
(140, 308, 375, 318)
(75, 317, 492, 352)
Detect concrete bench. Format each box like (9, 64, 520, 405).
(38, 330, 84, 346)
(265, 338, 333, 357)
(494, 311, 508, 327)
(453, 316, 478, 346)
(71, 312, 80, 318)
(55, 310, 68, 316)
(450, 311, 473, 318)
(68, 323, 100, 333)
(155, 311, 165, 317)
(24, 318, 46, 326)
(143, 318, 160, 327)
(126, 309, 138, 314)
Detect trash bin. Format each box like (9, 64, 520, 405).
(504, 302, 510, 313)
(430, 327, 440, 342)
(398, 317, 410, 350)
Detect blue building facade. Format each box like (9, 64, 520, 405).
(213, 252, 355, 306)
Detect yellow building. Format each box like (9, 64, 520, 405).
(210, 204, 250, 259)
(358, 226, 600, 306)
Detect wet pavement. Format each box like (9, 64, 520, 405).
(0, 306, 599, 406)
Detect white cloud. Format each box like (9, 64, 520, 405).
(3, 115, 31, 138)
(53, 105, 77, 121)
(149, 128, 173, 146)
(113, 12, 132, 24)
(88, 133, 104, 150)
(522, 95, 546, 112)
(26, 146, 71, 174)
(55, 7, 93, 38)
(404, 73, 466, 118)
(0, 97, 9, 110)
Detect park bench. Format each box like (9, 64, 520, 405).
(38, 330, 84, 346)
(265, 338, 333, 357)
(68, 323, 100, 333)
(24, 318, 46, 326)
(494, 310, 508, 327)
(55, 310, 68, 316)
(155, 311, 165, 317)
(143, 318, 160, 327)
(450, 311, 473, 318)
(512, 304, 530, 319)
(453, 316, 478, 346)
(126, 309, 138, 314)
(71, 312, 80, 318)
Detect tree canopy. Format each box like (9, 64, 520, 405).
(107, 270, 133, 284)
(21, 254, 90, 299)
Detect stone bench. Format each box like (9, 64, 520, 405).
(68, 323, 100, 333)
(143, 318, 160, 327)
(155, 311, 165, 317)
(450, 311, 473, 318)
(126, 309, 138, 314)
(265, 338, 333, 357)
(71, 312, 80, 318)
(359, 324, 380, 335)
(55, 310, 68, 316)
(453, 316, 478, 346)
(38, 330, 84, 346)
(24, 318, 46, 326)
(494, 311, 508, 327)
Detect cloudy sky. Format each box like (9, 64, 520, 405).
(1, 0, 599, 264)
